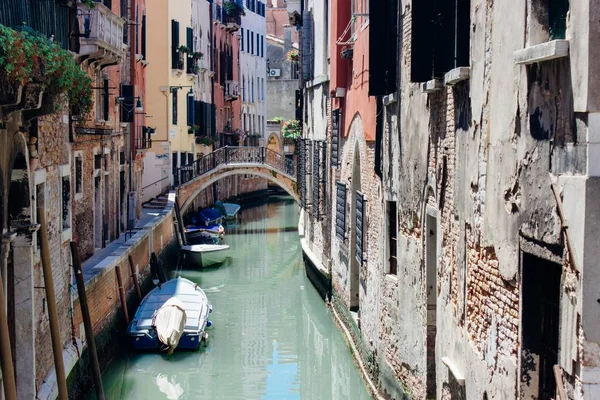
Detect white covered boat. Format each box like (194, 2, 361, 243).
(128, 277, 212, 351)
(181, 244, 230, 268)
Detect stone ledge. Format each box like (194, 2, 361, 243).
(514, 39, 569, 65)
(444, 67, 470, 86)
(442, 356, 465, 386)
(383, 93, 397, 106)
(422, 79, 443, 93)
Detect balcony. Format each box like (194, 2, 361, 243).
(136, 126, 154, 151)
(224, 15, 241, 32)
(77, 2, 125, 66)
(225, 80, 240, 101)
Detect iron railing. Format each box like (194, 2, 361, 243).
(175, 146, 296, 187)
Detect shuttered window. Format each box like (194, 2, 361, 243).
(172, 90, 178, 125)
(102, 78, 109, 121)
(335, 182, 347, 240)
(355, 191, 366, 263)
(331, 109, 340, 168)
(411, 0, 471, 82)
(120, 84, 134, 123)
(302, 11, 313, 80)
(187, 93, 195, 128)
(312, 141, 320, 218)
(171, 20, 180, 69)
(186, 27, 194, 73)
(141, 14, 147, 60)
(369, 0, 398, 95)
(298, 139, 308, 208)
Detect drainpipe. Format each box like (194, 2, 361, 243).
(129, 0, 137, 225)
(0, 234, 16, 400)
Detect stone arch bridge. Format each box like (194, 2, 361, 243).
(175, 146, 298, 213)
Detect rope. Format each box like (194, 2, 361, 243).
(336, 16, 357, 46)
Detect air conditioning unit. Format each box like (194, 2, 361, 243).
(268, 69, 281, 77)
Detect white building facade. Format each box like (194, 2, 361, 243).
(240, 0, 267, 145)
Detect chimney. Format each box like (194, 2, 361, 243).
(283, 24, 292, 54)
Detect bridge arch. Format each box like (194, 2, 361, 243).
(175, 146, 299, 213)
(178, 166, 299, 213)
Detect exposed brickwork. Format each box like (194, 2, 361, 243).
(465, 227, 519, 359)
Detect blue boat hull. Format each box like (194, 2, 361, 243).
(129, 330, 202, 351)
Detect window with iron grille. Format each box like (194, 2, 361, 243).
(335, 182, 347, 240)
(62, 176, 71, 231)
(355, 191, 366, 263)
(75, 156, 83, 194)
(312, 141, 320, 218)
(331, 109, 340, 168)
(298, 138, 310, 209)
(387, 200, 397, 274)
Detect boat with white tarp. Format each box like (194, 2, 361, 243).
(128, 277, 212, 352)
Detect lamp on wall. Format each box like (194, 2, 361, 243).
(116, 96, 144, 112)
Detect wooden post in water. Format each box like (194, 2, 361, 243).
(128, 255, 142, 301)
(38, 208, 68, 400)
(0, 267, 16, 400)
(115, 266, 130, 325)
(70, 242, 105, 400)
(174, 197, 187, 246)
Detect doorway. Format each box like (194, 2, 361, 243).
(94, 176, 102, 249)
(425, 212, 438, 398)
(521, 253, 561, 400)
(349, 144, 361, 313)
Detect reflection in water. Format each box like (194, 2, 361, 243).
(90, 197, 370, 400)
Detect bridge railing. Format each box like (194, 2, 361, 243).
(175, 146, 296, 187)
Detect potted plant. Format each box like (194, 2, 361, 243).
(223, 1, 245, 18)
(286, 49, 299, 62)
(281, 119, 302, 140)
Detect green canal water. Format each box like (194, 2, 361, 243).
(91, 197, 371, 400)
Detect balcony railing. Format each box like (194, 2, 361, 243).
(225, 80, 240, 100)
(136, 126, 154, 151)
(78, 2, 125, 63)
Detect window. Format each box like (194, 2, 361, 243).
(94, 154, 102, 170)
(361, 0, 369, 25)
(250, 31, 254, 54)
(355, 191, 366, 263)
(241, 28, 244, 51)
(411, 0, 470, 82)
(75, 155, 83, 193)
(172, 90, 178, 125)
(171, 20, 180, 69)
(291, 61, 299, 79)
(369, 0, 398, 95)
(335, 182, 347, 240)
(62, 176, 71, 231)
(387, 201, 397, 274)
(35, 182, 45, 250)
(331, 109, 340, 167)
(141, 14, 147, 60)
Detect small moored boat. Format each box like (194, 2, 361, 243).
(184, 224, 224, 243)
(128, 277, 212, 352)
(181, 244, 230, 268)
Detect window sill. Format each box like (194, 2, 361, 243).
(514, 39, 569, 65)
(442, 357, 465, 386)
(61, 228, 72, 243)
(383, 93, 397, 106)
(444, 67, 470, 86)
(422, 78, 443, 93)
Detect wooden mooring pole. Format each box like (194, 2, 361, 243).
(38, 208, 68, 400)
(128, 255, 142, 301)
(70, 242, 105, 400)
(0, 268, 17, 400)
(115, 265, 130, 325)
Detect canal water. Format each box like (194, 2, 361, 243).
(91, 196, 371, 400)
